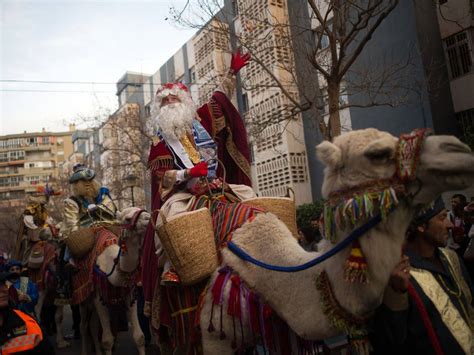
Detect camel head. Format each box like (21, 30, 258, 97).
(316, 128, 474, 205)
(117, 207, 150, 236)
(315, 128, 474, 315)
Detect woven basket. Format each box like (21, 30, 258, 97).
(65, 228, 96, 259)
(155, 208, 218, 285)
(243, 196, 298, 239)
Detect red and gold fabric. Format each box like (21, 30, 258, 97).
(72, 227, 118, 304)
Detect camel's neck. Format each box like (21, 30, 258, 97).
(222, 214, 336, 339)
(119, 231, 141, 273)
(324, 205, 415, 316)
(222, 207, 415, 339)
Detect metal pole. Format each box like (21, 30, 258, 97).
(130, 186, 135, 206)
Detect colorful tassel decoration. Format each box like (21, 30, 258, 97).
(344, 240, 369, 283)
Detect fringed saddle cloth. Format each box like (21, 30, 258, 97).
(72, 227, 117, 305)
(157, 196, 263, 351)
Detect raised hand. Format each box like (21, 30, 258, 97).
(230, 49, 251, 75)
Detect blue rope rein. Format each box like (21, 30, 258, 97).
(226, 214, 383, 272)
(94, 247, 122, 278)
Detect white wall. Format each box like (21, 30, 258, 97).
(437, 0, 473, 39)
(450, 72, 474, 112)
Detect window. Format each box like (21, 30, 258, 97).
(456, 108, 474, 150)
(232, 0, 239, 16)
(445, 31, 472, 79)
(242, 93, 249, 113)
(145, 105, 151, 118)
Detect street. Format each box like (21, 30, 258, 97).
(51, 306, 159, 355)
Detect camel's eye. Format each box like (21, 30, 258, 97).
(364, 147, 394, 164)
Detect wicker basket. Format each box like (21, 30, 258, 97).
(65, 228, 96, 259)
(156, 208, 218, 285)
(242, 196, 298, 239)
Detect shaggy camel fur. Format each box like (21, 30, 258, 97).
(79, 207, 150, 355)
(200, 129, 474, 354)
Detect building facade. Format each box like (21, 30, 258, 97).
(437, 0, 474, 148)
(110, 0, 471, 205)
(137, 2, 314, 206)
(0, 126, 74, 206)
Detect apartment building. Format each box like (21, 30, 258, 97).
(437, 0, 474, 146)
(232, 0, 313, 204)
(112, 0, 469, 205)
(0, 126, 74, 206)
(136, 3, 313, 205)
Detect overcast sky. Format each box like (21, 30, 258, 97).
(0, 0, 197, 135)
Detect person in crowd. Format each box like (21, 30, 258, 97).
(447, 193, 471, 255)
(5, 260, 38, 317)
(0, 271, 55, 354)
(298, 222, 321, 252)
(0, 254, 5, 272)
(371, 197, 474, 354)
(14, 186, 59, 266)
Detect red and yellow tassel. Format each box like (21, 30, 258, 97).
(344, 240, 369, 283)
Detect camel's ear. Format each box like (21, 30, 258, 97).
(363, 137, 396, 162)
(116, 210, 122, 220)
(316, 141, 343, 169)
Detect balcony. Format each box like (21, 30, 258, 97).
(24, 144, 51, 151)
(0, 160, 25, 167)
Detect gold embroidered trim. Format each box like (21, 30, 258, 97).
(226, 127, 251, 180)
(180, 134, 200, 164)
(171, 305, 198, 317)
(214, 115, 226, 135)
(148, 155, 174, 171)
(209, 100, 220, 137)
(411, 267, 473, 354)
(440, 248, 473, 306)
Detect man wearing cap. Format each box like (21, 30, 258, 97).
(372, 197, 474, 354)
(5, 260, 38, 318)
(15, 192, 56, 266)
(0, 271, 54, 354)
(63, 164, 117, 238)
(142, 50, 255, 352)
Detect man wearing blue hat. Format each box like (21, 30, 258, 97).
(372, 197, 474, 354)
(5, 260, 38, 317)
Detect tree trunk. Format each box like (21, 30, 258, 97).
(327, 80, 342, 139)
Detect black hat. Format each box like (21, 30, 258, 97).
(414, 197, 446, 226)
(69, 164, 95, 184)
(0, 272, 13, 283)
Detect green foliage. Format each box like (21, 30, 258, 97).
(296, 200, 324, 230)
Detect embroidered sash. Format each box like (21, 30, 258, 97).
(411, 264, 473, 354)
(156, 119, 218, 178)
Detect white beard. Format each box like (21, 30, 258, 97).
(152, 102, 196, 141)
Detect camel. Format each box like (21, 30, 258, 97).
(76, 206, 150, 355)
(198, 128, 474, 353)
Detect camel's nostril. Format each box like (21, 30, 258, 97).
(440, 142, 471, 154)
